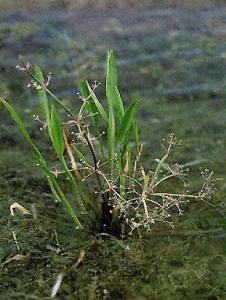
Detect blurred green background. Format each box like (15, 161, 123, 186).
(0, 0, 225, 10)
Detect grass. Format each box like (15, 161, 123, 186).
(1, 50, 140, 234)
(2, 50, 210, 237)
(1, 5, 226, 299)
(1, 52, 225, 299)
(1, 93, 226, 298)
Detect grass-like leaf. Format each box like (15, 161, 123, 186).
(132, 121, 139, 155)
(108, 105, 115, 178)
(113, 86, 124, 122)
(79, 79, 98, 124)
(117, 100, 137, 149)
(106, 50, 124, 121)
(106, 50, 118, 101)
(106, 50, 118, 177)
(0, 98, 83, 229)
(37, 156, 84, 229)
(34, 65, 50, 126)
(2, 50, 209, 235)
(80, 80, 108, 124)
(0, 98, 38, 153)
(50, 105, 64, 157)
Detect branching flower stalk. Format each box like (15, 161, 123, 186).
(1, 51, 215, 235)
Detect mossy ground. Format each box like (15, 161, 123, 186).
(1, 3, 226, 299)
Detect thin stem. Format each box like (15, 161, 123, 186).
(22, 61, 103, 191)
(152, 192, 201, 199)
(149, 135, 175, 191)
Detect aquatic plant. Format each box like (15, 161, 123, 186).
(0, 50, 214, 235)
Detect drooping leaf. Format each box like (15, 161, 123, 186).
(37, 157, 83, 228)
(0, 98, 38, 153)
(0, 98, 83, 228)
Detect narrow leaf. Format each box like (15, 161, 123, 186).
(132, 120, 139, 155)
(37, 157, 83, 229)
(108, 106, 115, 177)
(79, 80, 98, 124)
(106, 51, 117, 177)
(0, 99, 83, 228)
(106, 50, 124, 120)
(117, 100, 137, 149)
(86, 81, 109, 124)
(114, 86, 124, 121)
(80, 80, 108, 124)
(50, 105, 64, 157)
(106, 50, 118, 102)
(63, 126, 81, 180)
(0, 98, 39, 153)
(34, 65, 50, 125)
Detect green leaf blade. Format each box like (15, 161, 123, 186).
(117, 100, 137, 149)
(114, 86, 124, 121)
(34, 65, 50, 125)
(106, 50, 118, 99)
(79, 80, 98, 123)
(80, 80, 108, 124)
(50, 105, 64, 157)
(132, 120, 139, 155)
(0, 98, 39, 153)
(108, 106, 115, 178)
(37, 157, 83, 229)
(1, 98, 83, 229)
(106, 50, 124, 121)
